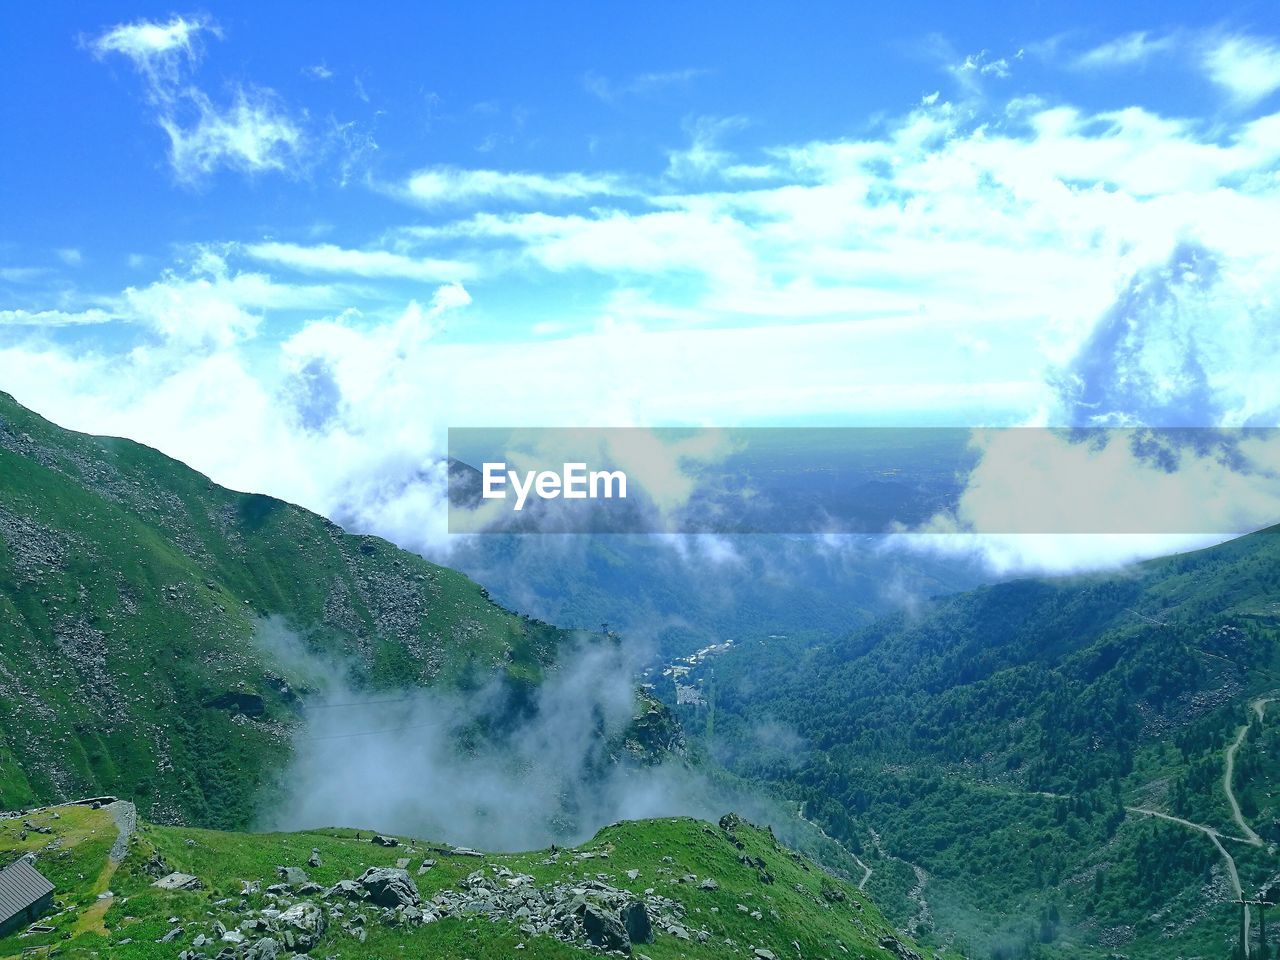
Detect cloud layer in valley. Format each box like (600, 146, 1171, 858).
(255, 619, 802, 851)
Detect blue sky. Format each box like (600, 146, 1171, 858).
(2, 3, 1280, 564)
(3, 3, 1270, 284)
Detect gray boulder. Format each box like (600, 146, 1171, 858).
(357, 867, 421, 908)
(277, 866, 309, 887)
(582, 904, 631, 953)
(153, 871, 203, 891)
(621, 900, 652, 944)
(278, 901, 325, 951)
(323, 879, 366, 901)
(245, 937, 281, 960)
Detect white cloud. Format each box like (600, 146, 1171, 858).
(897, 531, 1226, 577)
(1203, 36, 1280, 106)
(665, 115, 748, 179)
(1073, 31, 1176, 69)
(116, 256, 341, 351)
(329, 117, 380, 189)
(410, 206, 760, 294)
(91, 14, 306, 184)
(162, 87, 304, 183)
(958, 50, 1013, 79)
(119, 281, 251, 349)
(429, 280, 472, 312)
(56, 248, 84, 266)
(91, 14, 214, 88)
(0, 308, 114, 327)
(943, 47, 1022, 95)
(245, 242, 476, 282)
(403, 166, 625, 206)
(1067, 31, 1280, 108)
(395, 96, 1280, 347)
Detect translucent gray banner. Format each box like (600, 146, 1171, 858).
(447, 427, 1280, 535)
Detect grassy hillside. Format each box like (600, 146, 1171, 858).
(695, 529, 1280, 958)
(0, 391, 568, 827)
(0, 802, 938, 960)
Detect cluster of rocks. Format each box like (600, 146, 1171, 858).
(877, 937, 924, 959)
(426, 862, 695, 954)
(0, 505, 72, 582)
(165, 858, 693, 959)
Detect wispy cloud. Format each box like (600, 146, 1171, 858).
(244, 242, 476, 282)
(90, 14, 216, 88)
(402, 165, 627, 206)
(91, 14, 306, 184)
(1072, 31, 1177, 69)
(665, 115, 748, 179)
(0, 267, 48, 284)
(1067, 29, 1280, 108)
(0, 308, 114, 327)
(161, 88, 305, 183)
(958, 50, 1014, 78)
(583, 67, 710, 103)
(920, 35, 1021, 97)
(949, 47, 1021, 94)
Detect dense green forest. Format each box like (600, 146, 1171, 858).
(678, 530, 1280, 958)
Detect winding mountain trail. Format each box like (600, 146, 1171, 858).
(1224, 723, 1263, 847)
(1125, 806, 1252, 847)
(855, 855, 873, 891)
(796, 804, 873, 891)
(1126, 806, 1246, 904)
(1127, 696, 1275, 954)
(68, 801, 137, 939)
(1224, 697, 1274, 848)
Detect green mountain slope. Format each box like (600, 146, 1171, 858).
(0, 802, 939, 960)
(0, 391, 567, 827)
(696, 529, 1280, 958)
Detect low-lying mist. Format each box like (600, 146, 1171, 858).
(253, 618, 806, 854)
